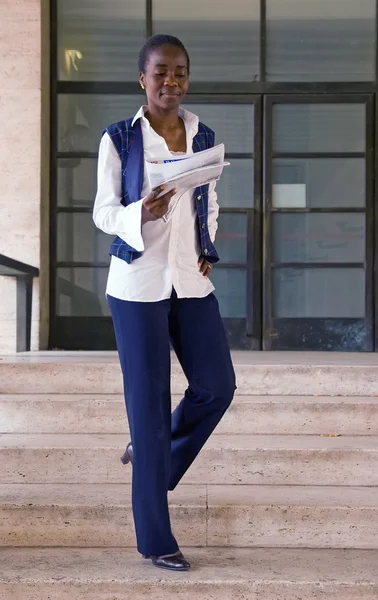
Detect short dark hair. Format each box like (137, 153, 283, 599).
(138, 34, 190, 74)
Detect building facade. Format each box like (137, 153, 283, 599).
(1, 0, 378, 353)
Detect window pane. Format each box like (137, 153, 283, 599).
(273, 104, 366, 153)
(273, 158, 365, 208)
(57, 213, 112, 264)
(211, 268, 246, 317)
(217, 159, 254, 208)
(185, 103, 254, 153)
(56, 268, 109, 316)
(57, 0, 145, 81)
(58, 159, 97, 208)
(273, 268, 365, 317)
(58, 95, 144, 153)
(153, 0, 260, 81)
(266, 0, 375, 81)
(272, 214, 365, 263)
(216, 214, 247, 264)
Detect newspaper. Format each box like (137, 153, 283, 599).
(145, 143, 230, 197)
(155, 162, 229, 199)
(160, 163, 229, 221)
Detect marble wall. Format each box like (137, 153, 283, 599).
(0, 0, 48, 353)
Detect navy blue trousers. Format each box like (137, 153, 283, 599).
(108, 290, 236, 557)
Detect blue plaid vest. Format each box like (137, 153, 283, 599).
(104, 117, 220, 264)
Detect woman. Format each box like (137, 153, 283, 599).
(93, 34, 236, 571)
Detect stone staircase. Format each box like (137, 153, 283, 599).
(1, 351, 378, 599)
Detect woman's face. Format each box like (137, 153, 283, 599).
(139, 44, 189, 111)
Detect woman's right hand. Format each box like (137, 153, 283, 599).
(142, 185, 177, 222)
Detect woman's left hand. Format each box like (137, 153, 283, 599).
(198, 255, 212, 278)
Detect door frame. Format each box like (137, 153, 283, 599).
(183, 95, 263, 350)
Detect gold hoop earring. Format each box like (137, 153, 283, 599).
(141, 84, 145, 90)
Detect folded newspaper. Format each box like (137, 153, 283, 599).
(146, 143, 230, 199)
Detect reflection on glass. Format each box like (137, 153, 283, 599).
(58, 95, 144, 153)
(273, 158, 365, 208)
(273, 268, 365, 318)
(57, 0, 145, 81)
(185, 103, 255, 153)
(154, 0, 260, 81)
(57, 213, 112, 264)
(266, 0, 375, 81)
(272, 213, 365, 263)
(211, 268, 246, 317)
(58, 159, 97, 207)
(56, 268, 110, 316)
(216, 214, 247, 264)
(273, 104, 366, 153)
(216, 159, 254, 208)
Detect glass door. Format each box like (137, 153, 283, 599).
(50, 95, 262, 349)
(263, 95, 374, 351)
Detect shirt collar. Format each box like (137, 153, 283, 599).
(131, 105, 147, 127)
(132, 105, 199, 137)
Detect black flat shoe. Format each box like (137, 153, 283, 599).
(120, 442, 133, 465)
(142, 551, 190, 571)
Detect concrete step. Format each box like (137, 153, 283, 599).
(1, 433, 378, 486)
(2, 393, 378, 435)
(0, 483, 207, 548)
(206, 484, 378, 548)
(1, 547, 378, 599)
(1, 483, 378, 549)
(1, 351, 378, 395)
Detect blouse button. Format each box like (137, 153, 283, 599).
(197, 195, 201, 200)
(204, 249, 209, 255)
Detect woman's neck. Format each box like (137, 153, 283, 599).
(145, 106, 181, 135)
